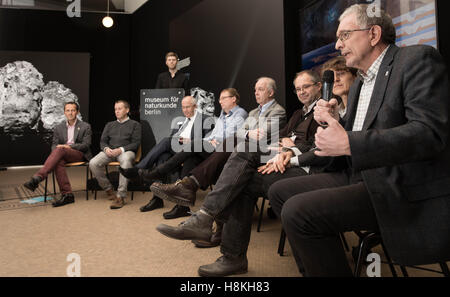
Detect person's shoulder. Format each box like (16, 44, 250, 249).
(55, 120, 66, 128)
(291, 108, 303, 117)
(396, 44, 442, 60)
(248, 107, 259, 117)
(103, 120, 116, 128)
(177, 70, 187, 77)
(78, 120, 91, 128)
(235, 106, 248, 116)
(129, 119, 141, 125)
(271, 100, 285, 110)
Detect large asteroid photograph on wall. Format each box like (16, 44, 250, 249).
(0, 51, 90, 166)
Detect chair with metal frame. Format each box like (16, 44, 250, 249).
(354, 231, 449, 277)
(91, 146, 142, 200)
(44, 161, 90, 202)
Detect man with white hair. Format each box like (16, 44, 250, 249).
(269, 4, 450, 276)
(126, 95, 211, 212)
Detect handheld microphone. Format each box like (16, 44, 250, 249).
(318, 70, 335, 129)
(322, 70, 334, 102)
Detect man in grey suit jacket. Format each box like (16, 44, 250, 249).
(269, 4, 450, 276)
(136, 78, 286, 216)
(23, 102, 92, 207)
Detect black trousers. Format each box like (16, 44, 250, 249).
(199, 149, 307, 258)
(268, 171, 380, 277)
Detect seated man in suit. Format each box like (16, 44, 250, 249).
(89, 100, 141, 210)
(269, 4, 450, 276)
(123, 78, 286, 219)
(153, 71, 326, 276)
(155, 61, 356, 250)
(123, 88, 247, 218)
(126, 95, 213, 214)
(23, 101, 92, 207)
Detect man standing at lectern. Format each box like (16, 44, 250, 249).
(155, 52, 190, 95)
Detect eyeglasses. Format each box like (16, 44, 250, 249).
(293, 82, 318, 94)
(219, 96, 233, 101)
(336, 27, 372, 42)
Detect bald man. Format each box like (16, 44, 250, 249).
(125, 96, 212, 211)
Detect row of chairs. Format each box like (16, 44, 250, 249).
(257, 203, 450, 276)
(255, 196, 449, 277)
(43, 147, 142, 202)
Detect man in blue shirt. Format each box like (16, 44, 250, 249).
(121, 88, 247, 218)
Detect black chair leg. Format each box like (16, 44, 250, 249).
(440, 262, 450, 277)
(278, 229, 286, 256)
(44, 176, 48, 203)
(257, 197, 266, 233)
(340, 232, 350, 252)
(354, 232, 383, 277)
(52, 171, 56, 195)
(86, 165, 89, 200)
(381, 241, 398, 277)
(400, 265, 409, 277)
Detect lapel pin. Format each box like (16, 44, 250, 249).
(385, 71, 389, 76)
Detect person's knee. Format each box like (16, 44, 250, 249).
(268, 181, 283, 207)
(51, 146, 66, 157)
(89, 154, 102, 169)
(280, 197, 310, 235)
(120, 152, 135, 167)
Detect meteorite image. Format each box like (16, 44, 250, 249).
(190, 87, 215, 116)
(0, 61, 82, 141)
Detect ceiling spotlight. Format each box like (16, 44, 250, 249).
(102, 16, 114, 28)
(102, 0, 114, 28)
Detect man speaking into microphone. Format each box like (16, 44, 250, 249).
(268, 4, 450, 277)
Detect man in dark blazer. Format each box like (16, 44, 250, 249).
(144, 78, 286, 207)
(155, 51, 190, 95)
(127, 95, 213, 212)
(127, 78, 286, 219)
(269, 4, 450, 276)
(23, 101, 92, 207)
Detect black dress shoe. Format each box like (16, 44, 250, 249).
(120, 167, 162, 186)
(140, 197, 164, 212)
(163, 205, 191, 219)
(23, 176, 43, 191)
(119, 167, 139, 179)
(198, 255, 248, 277)
(52, 193, 75, 207)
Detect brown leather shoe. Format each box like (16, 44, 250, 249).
(150, 176, 198, 207)
(110, 197, 125, 209)
(106, 189, 116, 200)
(192, 221, 223, 248)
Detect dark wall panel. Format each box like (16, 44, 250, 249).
(168, 0, 286, 114)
